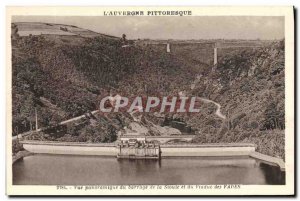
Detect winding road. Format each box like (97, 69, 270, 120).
(198, 97, 226, 119)
(190, 74, 226, 119)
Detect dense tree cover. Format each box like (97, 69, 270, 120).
(190, 41, 285, 159)
(26, 115, 118, 143)
(12, 35, 195, 137)
(12, 32, 285, 159)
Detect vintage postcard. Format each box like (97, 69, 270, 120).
(6, 6, 294, 196)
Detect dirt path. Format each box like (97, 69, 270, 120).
(190, 74, 226, 119)
(198, 97, 226, 119)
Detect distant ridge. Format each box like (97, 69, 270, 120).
(13, 22, 119, 39)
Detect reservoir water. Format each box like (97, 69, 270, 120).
(13, 154, 284, 185)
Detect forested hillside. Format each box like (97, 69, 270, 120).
(12, 23, 285, 159)
(189, 41, 285, 159)
(12, 28, 197, 135)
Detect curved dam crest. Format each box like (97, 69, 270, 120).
(13, 141, 286, 185)
(18, 140, 285, 171)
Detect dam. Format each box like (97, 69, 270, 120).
(18, 138, 285, 170)
(13, 136, 286, 185)
(20, 140, 256, 158)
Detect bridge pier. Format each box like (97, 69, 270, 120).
(167, 43, 170, 53)
(214, 47, 218, 65)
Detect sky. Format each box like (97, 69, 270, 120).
(12, 16, 284, 40)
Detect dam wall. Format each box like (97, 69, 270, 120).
(160, 143, 256, 157)
(20, 141, 285, 171)
(21, 141, 255, 157)
(22, 141, 117, 156)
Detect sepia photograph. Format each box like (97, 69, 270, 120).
(6, 6, 294, 196)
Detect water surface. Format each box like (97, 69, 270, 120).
(13, 154, 284, 185)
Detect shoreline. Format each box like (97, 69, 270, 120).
(12, 150, 33, 164)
